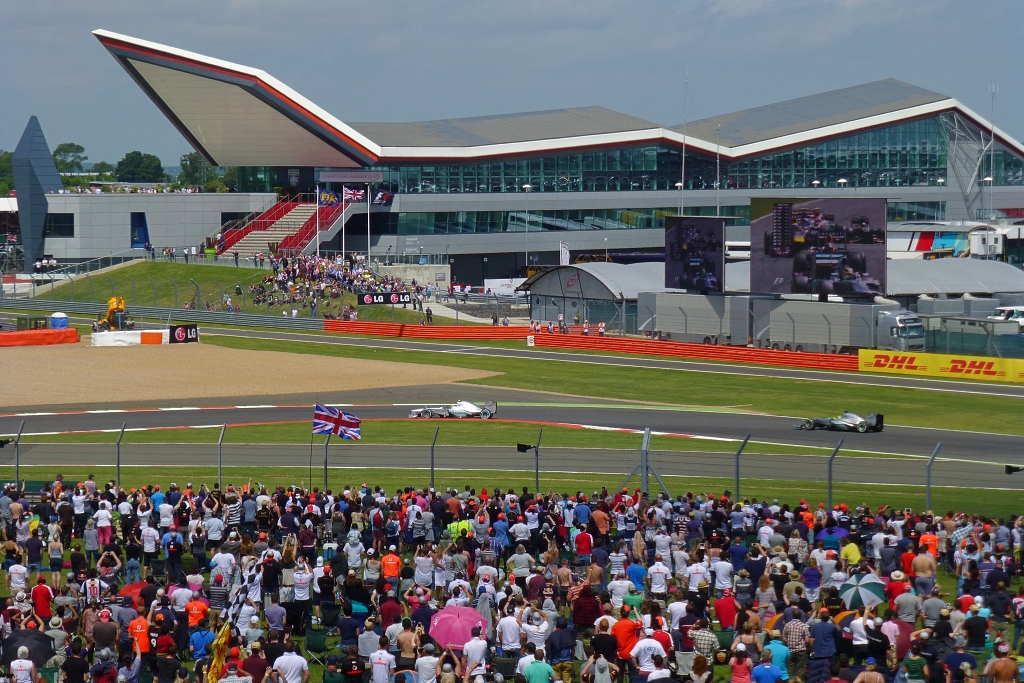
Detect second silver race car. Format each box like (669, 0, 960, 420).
(794, 411, 883, 433)
(409, 400, 497, 419)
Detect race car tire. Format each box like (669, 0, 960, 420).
(480, 409, 492, 419)
(856, 422, 868, 433)
(798, 419, 813, 430)
(420, 409, 433, 419)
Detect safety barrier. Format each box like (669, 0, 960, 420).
(0, 328, 80, 347)
(531, 334, 861, 371)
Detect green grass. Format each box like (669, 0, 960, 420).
(32, 261, 470, 324)
(2, 465, 1018, 517)
(201, 333, 1024, 435)
(16, 419, 850, 456)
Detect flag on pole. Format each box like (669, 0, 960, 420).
(342, 187, 365, 202)
(318, 188, 340, 206)
(313, 403, 362, 439)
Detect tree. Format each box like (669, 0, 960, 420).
(53, 143, 88, 173)
(179, 151, 214, 186)
(222, 166, 239, 190)
(115, 151, 163, 183)
(92, 161, 115, 175)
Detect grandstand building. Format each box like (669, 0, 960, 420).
(94, 30, 1024, 282)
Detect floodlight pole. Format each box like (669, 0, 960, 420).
(641, 427, 651, 494)
(430, 426, 439, 490)
(534, 428, 543, 495)
(925, 442, 942, 512)
(323, 433, 331, 492)
(13, 421, 25, 487)
(827, 439, 843, 510)
(115, 422, 126, 488)
(217, 424, 226, 489)
(734, 435, 750, 501)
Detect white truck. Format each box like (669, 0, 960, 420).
(641, 292, 925, 353)
(988, 306, 1024, 330)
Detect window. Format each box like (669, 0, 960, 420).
(130, 212, 149, 248)
(44, 213, 74, 238)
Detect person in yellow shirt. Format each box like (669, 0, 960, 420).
(839, 537, 862, 570)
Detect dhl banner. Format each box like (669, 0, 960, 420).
(858, 349, 1024, 384)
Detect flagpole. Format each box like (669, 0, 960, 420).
(342, 188, 347, 266)
(315, 184, 320, 259)
(323, 433, 331, 492)
(366, 182, 371, 264)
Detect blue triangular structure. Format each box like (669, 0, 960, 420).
(12, 116, 62, 272)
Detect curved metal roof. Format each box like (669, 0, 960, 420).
(519, 262, 665, 300)
(886, 259, 1024, 296)
(93, 31, 1024, 166)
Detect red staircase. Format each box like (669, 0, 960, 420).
(277, 202, 348, 256)
(218, 200, 298, 254)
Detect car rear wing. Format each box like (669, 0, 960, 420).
(484, 401, 497, 416)
(866, 413, 884, 432)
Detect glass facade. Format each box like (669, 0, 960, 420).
(724, 116, 948, 189)
(371, 206, 750, 235)
(238, 114, 1024, 197)
(886, 202, 946, 222)
(44, 213, 74, 238)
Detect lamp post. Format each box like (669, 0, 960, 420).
(812, 179, 821, 190)
(604, 237, 608, 262)
(838, 178, 848, 190)
(522, 184, 532, 276)
(715, 124, 721, 215)
(983, 176, 994, 221)
(937, 177, 945, 219)
(675, 182, 684, 217)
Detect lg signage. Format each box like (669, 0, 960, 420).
(358, 292, 412, 305)
(169, 324, 199, 343)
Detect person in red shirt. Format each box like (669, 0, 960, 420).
(575, 525, 594, 564)
(31, 576, 54, 619)
(612, 607, 641, 661)
(900, 546, 918, 580)
(649, 614, 673, 654)
(715, 590, 740, 631)
(885, 571, 909, 610)
(128, 605, 151, 657)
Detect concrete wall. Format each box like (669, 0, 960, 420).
(376, 264, 450, 287)
(42, 193, 276, 260)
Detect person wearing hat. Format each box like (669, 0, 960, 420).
(885, 571, 909, 610)
(413, 643, 438, 683)
(943, 636, 977, 680)
(242, 642, 270, 683)
(218, 661, 252, 683)
(894, 583, 919, 625)
(851, 657, 885, 683)
(957, 604, 989, 657)
(10, 645, 36, 683)
(782, 571, 804, 605)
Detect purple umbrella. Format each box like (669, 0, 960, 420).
(816, 526, 851, 541)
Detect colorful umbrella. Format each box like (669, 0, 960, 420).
(764, 613, 785, 632)
(837, 573, 885, 610)
(816, 527, 851, 541)
(118, 581, 148, 608)
(832, 609, 858, 631)
(428, 606, 486, 652)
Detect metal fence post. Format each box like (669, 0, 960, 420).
(13, 421, 24, 486)
(926, 442, 942, 512)
(84, 272, 94, 301)
(430, 426, 439, 490)
(105, 274, 115, 298)
(69, 276, 74, 301)
(171, 280, 179, 308)
(640, 428, 651, 494)
(827, 439, 844, 510)
(217, 424, 226, 489)
(126, 276, 136, 306)
(323, 433, 331, 492)
(734, 435, 751, 500)
(534, 427, 543, 494)
(148, 277, 157, 307)
(115, 422, 126, 488)
(190, 279, 202, 309)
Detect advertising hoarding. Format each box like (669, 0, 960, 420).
(750, 198, 886, 296)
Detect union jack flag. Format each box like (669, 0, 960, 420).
(312, 403, 362, 439)
(343, 187, 366, 202)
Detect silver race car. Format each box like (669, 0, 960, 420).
(409, 400, 497, 419)
(794, 411, 884, 433)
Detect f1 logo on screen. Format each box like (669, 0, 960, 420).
(358, 292, 413, 305)
(169, 324, 199, 344)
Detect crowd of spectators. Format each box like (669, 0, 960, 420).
(0, 476, 1019, 683)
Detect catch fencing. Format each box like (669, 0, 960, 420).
(4, 433, 1021, 509)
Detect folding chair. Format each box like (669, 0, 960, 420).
(150, 559, 167, 587)
(304, 625, 331, 666)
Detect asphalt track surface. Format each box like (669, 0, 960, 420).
(195, 326, 1024, 399)
(4, 326, 1023, 490)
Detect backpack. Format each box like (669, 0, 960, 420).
(385, 519, 400, 537)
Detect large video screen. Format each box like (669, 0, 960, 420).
(664, 216, 725, 292)
(749, 198, 886, 297)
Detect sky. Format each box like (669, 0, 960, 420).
(3, 0, 1022, 167)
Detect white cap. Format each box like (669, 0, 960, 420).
(250, 615, 259, 624)
(735, 643, 746, 652)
